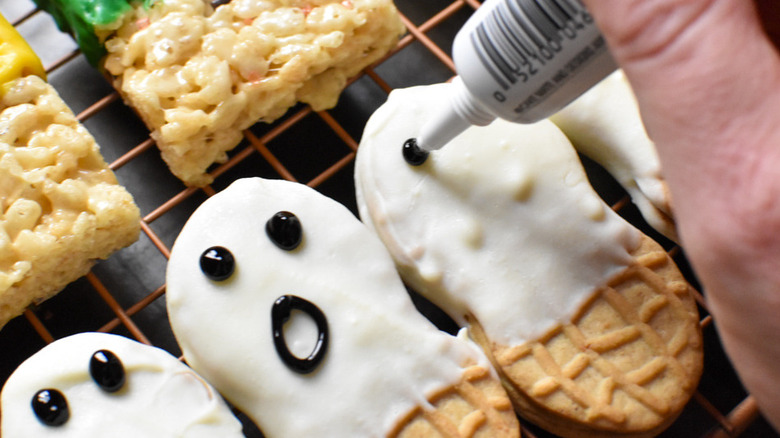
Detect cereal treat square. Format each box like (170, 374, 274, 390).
(0, 76, 140, 330)
(96, 0, 405, 186)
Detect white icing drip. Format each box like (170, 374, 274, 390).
(166, 178, 491, 437)
(355, 83, 641, 346)
(0, 333, 243, 437)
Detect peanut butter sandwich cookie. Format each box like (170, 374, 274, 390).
(166, 177, 521, 437)
(355, 83, 703, 438)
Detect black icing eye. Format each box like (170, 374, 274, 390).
(266, 211, 302, 251)
(210, 0, 231, 8)
(90, 350, 126, 393)
(200, 246, 235, 281)
(271, 295, 329, 374)
(32, 389, 69, 427)
(402, 138, 429, 166)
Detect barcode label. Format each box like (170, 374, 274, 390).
(472, 0, 595, 90)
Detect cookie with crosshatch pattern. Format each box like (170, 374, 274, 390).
(165, 177, 520, 437)
(355, 83, 703, 437)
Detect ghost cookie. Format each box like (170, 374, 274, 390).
(0, 332, 244, 437)
(550, 70, 677, 242)
(355, 84, 703, 438)
(166, 177, 520, 437)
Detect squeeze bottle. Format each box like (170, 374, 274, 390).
(415, 0, 617, 152)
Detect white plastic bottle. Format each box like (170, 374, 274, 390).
(415, 0, 617, 152)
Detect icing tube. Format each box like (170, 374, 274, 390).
(416, 0, 617, 152)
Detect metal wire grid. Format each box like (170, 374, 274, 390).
(0, 1, 776, 437)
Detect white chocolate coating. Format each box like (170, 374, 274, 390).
(550, 70, 677, 241)
(355, 83, 641, 346)
(166, 177, 492, 437)
(0, 332, 244, 437)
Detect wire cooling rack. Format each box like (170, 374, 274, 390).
(0, 1, 777, 437)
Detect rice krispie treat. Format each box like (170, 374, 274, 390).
(34, 0, 406, 186)
(0, 15, 140, 330)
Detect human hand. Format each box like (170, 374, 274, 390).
(580, 0, 780, 431)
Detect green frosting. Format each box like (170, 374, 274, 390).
(33, 0, 158, 66)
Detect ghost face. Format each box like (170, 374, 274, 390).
(165, 178, 487, 437)
(0, 332, 244, 437)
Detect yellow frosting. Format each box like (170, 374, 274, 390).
(0, 13, 46, 93)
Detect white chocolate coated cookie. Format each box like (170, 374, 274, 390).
(550, 70, 677, 242)
(0, 332, 243, 437)
(356, 83, 640, 347)
(166, 178, 519, 437)
(355, 84, 702, 437)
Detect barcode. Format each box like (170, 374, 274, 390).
(472, 0, 594, 90)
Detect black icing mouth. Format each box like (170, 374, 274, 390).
(271, 295, 329, 374)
